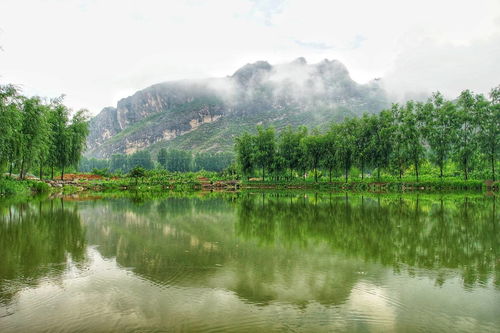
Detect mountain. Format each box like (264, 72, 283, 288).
(85, 58, 388, 158)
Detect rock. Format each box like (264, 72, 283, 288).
(85, 58, 389, 158)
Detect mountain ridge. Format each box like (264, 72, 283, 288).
(86, 58, 389, 158)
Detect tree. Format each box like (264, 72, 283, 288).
(421, 92, 456, 178)
(0, 85, 22, 175)
(157, 148, 168, 169)
(368, 110, 393, 180)
(322, 128, 338, 182)
(278, 126, 307, 179)
(129, 166, 146, 185)
(403, 101, 425, 181)
(110, 154, 128, 173)
(454, 90, 478, 180)
(67, 109, 89, 171)
(302, 131, 324, 182)
(235, 132, 256, 178)
(164, 149, 192, 172)
(336, 120, 357, 183)
(18, 97, 50, 179)
(390, 104, 408, 179)
(253, 126, 275, 181)
(129, 150, 154, 170)
(48, 102, 70, 180)
(475, 87, 499, 180)
(354, 115, 373, 180)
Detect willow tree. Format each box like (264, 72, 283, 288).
(19, 97, 50, 179)
(67, 109, 90, 171)
(0, 85, 22, 175)
(48, 102, 70, 179)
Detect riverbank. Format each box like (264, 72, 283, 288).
(0, 177, 51, 197)
(2, 175, 498, 198)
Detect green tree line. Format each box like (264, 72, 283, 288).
(80, 149, 234, 174)
(0, 85, 89, 180)
(235, 87, 500, 182)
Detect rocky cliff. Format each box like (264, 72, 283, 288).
(86, 58, 388, 158)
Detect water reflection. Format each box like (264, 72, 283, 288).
(0, 199, 86, 306)
(236, 193, 499, 288)
(0, 193, 498, 332)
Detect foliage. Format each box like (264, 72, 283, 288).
(0, 84, 89, 180)
(234, 86, 500, 182)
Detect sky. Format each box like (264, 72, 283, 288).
(1, 0, 499, 114)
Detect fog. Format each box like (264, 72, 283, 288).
(0, 0, 499, 113)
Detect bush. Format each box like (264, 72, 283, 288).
(28, 181, 51, 194)
(0, 178, 27, 196)
(92, 168, 111, 177)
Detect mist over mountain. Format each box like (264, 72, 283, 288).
(86, 58, 389, 158)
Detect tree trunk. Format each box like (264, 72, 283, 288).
(51, 166, 54, 180)
(361, 161, 364, 180)
(415, 159, 419, 182)
(314, 167, 317, 182)
(491, 154, 496, 181)
(40, 164, 43, 180)
(20, 157, 25, 180)
(8, 152, 13, 177)
(61, 165, 65, 181)
(329, 167, 332, 182)
(345, 163, 348, 183)
(262, 167, 265, 182)
(464, 157, 468, 181)
(377, 168, 380, 181)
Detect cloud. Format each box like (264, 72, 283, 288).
(0, 0, 499, 114)
(383, 32, 500, 101)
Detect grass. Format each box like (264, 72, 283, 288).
(0, 177, 51, 197)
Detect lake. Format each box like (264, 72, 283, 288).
(0, 192, 498, 332)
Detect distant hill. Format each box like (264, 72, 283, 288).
(85, 58, 389, 158)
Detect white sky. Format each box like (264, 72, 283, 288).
(1, 0, 499, 114)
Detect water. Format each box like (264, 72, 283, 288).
(0, 192, 498, 332)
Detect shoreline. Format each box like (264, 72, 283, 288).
(1, 177, 499, 199)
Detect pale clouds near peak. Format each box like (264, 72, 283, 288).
(0, 0, 499, 114)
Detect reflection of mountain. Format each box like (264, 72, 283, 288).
(80, 196, 369, 306)
(1, 193, 497, 312)
(0, 200, 87, 305)
(78, 194, 499, 308)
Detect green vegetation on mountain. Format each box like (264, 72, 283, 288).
(86, 59, 386, 158)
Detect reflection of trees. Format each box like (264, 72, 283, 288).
(236, 193, 499, 288)
(84, 197, 234, 285)
(78, 193, 498, 307)
(82, 196, 375, 306)
(0, 199, 87, 305)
